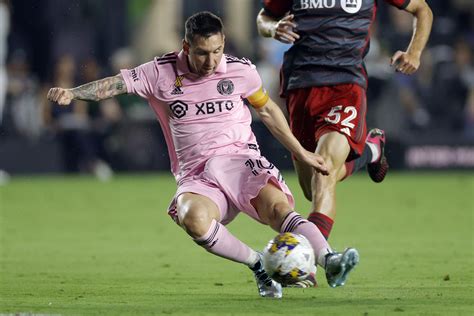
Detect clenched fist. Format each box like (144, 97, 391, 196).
(47, 87, 74, 106)
(390, 51, 420, 75)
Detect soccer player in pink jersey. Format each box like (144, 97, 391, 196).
(47, 11, 360, 298)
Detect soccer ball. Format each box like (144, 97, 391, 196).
(262, 232, 316, 285)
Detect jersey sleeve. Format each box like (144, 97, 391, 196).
(120, 61, 158, 99)
(384, 0, 411, 10)
(262, 0, 292, 19)
(242, 64, 269, 109)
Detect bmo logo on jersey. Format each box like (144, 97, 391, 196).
(300, 0, 336, 9)
(299, 0, 362, 13)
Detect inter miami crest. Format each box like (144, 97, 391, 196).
(171, 75, 184, 95)
(217, 79, 234, 95)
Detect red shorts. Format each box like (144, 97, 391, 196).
(287, 83, 367, 161)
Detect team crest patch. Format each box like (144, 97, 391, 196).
(217, 79, 234, 95)
(341, 0, 362, 14)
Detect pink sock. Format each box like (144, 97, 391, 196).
(194, 219, 258, 266)
(280, 211, 332, 267)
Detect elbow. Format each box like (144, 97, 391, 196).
(255, 104, 272, 121)
(416, 2, 433, 24)
(424, 5, 434, 23)
(256, 11, 273, 38)
(256, 19, 267, 37)
(255, 107, 270, 121)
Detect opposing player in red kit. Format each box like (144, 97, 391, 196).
(257, 0, 433, 247)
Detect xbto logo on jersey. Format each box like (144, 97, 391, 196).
(169, 100, 235, 118)
(196, 101, 234, 115)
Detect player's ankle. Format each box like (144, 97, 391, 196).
(308, 212, 334, 240)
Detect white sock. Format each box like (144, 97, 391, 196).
(247, 251, 259, 268)
(318, 248, 333, 268)
(367, 142, 380, 163)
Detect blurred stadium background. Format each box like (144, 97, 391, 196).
(1, 2, 473, 314)
(0, 0, 473, 177)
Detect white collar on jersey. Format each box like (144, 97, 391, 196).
(176, 50, 227, 76)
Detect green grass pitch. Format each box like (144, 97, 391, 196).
(1, 172, 473, 315)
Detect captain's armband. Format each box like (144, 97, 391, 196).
(245, 87, 269, 109)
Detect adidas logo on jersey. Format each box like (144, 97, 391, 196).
(171, 86, 183, 95)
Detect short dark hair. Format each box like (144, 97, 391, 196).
(185, 11, 224, 44)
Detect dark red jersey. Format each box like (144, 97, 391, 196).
(262, 0, 410, 92)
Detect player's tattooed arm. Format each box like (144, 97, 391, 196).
(47, 74, 126, 106)
(71, 74, 126, 101)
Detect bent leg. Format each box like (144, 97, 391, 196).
(304, 132, 350, 239)
(312, 131, 351, 217)
(176, 192, 257, 266)
(177, 191, 282, 297)
(252, 183, 332, 266)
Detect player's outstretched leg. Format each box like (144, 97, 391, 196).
(324, 248, 360, 288)
(178, 193, 282, 298)
(194, 219, 282, 298)
(366, 128, 389, 183)
(250, 253, 283, 298)
(280, 212, 359, 288)
(254, 184, 360, 289)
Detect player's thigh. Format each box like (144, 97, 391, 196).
(287, 88, 317, 154)
(204, 154, 295, 224)
(316, 131, 351, 171)
(251, 182, 293, 230)
(312, 84, 367, 161)
(176, 193, 221, 236)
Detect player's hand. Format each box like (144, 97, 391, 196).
(296, 150, 329, 176)
(47, 87, 74, 106)
(390, 51, 420, 75)
(271, 14, 300, 44)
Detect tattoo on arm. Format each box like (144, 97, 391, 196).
(71, 74, 126, 101)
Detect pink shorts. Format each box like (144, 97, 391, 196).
(168, 154, 295, 225)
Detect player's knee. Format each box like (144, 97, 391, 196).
(320, 153, 339, 173)
(181, 208, 213, 239)
(268, 202, 292, 231)
(314, 167, 338, 185)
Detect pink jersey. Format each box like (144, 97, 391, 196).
(121, 51, 263, 182)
